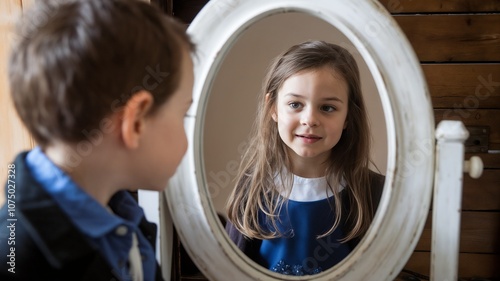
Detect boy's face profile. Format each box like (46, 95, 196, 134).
(132, 50, 194, 190)
(271, 66, 348, 173)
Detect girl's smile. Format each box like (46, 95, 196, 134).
(296, 133, 322, 144)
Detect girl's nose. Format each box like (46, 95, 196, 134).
(301, 108, 319, 127)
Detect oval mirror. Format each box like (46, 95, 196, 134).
(165, 0, 435, 280)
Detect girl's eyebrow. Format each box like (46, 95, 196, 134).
(284, 93, 344, 103)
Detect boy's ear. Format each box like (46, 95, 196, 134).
(121, 90, 154, 149)
(265, 93, 277, 122)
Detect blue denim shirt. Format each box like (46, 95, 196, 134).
(26, 147, 156, 281)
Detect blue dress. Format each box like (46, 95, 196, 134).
(258, 175, 351, 275)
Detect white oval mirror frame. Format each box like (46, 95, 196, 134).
(165, 0, 435, 280)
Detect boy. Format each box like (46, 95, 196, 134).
(0, 0, 194, 280)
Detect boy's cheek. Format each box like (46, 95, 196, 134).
(181, 129, 188, 154)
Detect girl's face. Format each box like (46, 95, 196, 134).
(272, 66, 348, 172)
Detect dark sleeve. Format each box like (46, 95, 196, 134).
(345, 170, 385, 250)
(225, 220, 247, 251)
(225, 220, 263, 263)
(368, 170, 385, 213)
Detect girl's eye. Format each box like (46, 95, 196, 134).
(289, 102, 301, 109)
(321, 105, 336, 112)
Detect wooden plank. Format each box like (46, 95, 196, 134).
(394, 15, 500, 62)
(379, 0, 500, 13)
(0, 0, 34, 207)
(405, 252, 500, 278)
(172, 0, 208, 24)
(416, 211, 500, 253)
(459, 212, 500, 255)
(435, 109, 500, 150)
(463, 170, 500, 210)
(422, 64, 500, 109)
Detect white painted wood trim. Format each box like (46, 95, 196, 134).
(163, 0, 435, 280)
(431, 121, 469, 281)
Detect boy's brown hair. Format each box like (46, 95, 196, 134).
(9, 0, 194, 147)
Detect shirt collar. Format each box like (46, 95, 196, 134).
(274, 171, 345, 202)
(26, 147, 144, 238)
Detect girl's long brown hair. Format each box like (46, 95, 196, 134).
(226, 41, 375, 242)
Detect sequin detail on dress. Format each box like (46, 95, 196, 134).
(270, 260, 323, 276)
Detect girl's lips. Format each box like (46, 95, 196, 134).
(296, 134, 321, 139)
(296, 134, 322, 144)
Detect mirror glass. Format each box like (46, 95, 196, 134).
(203, 12, 388, 273)
(203, 12, 388, 227)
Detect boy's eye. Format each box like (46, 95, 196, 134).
(288, 102, 302, 109)
(321, 105, 336, 112)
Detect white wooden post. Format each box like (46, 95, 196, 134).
(432, 120, 483, 281)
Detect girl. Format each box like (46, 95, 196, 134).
(225, 41, 384, 276)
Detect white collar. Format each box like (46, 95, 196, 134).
(275, 173, 345, 202)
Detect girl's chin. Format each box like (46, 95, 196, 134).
(291, 150, 328, 159)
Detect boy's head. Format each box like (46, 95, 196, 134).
(9, 0, 194, 148)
